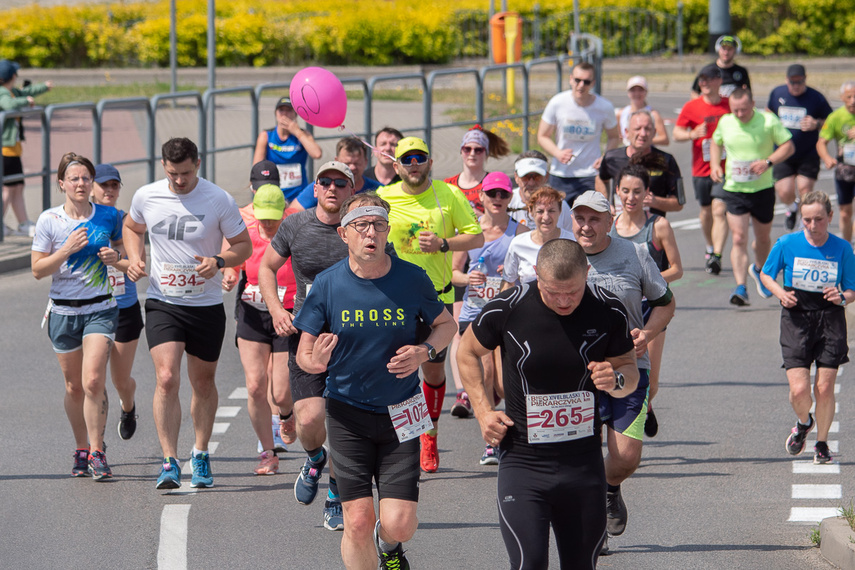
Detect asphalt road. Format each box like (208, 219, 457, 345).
(1, 90, 851, 569)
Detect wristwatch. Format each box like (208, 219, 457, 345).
(213, 255, 226, 269)
(765, 158, 774, 168)
(423, 342, 437, 360)
(613, 371, 625, 391)
(439, 239, 450, 253)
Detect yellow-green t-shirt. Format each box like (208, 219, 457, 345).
(819, 106, 855, 156)
(378, 180, 481, 303)
(712, 109, 792, 193)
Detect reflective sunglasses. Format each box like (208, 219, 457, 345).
(462, 146, 486, 155)
(398, 153, 429, 165)
(317, 177, 350, 188)
(349, 219, 390, 233)
(484, 189, 512, 199)
(573, 77, 593, 86)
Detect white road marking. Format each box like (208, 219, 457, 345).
(212, 422, 230, 435)
(228, 387, 248, 399)
(792, 461, 840, 474)
(788, 507, 840, 523)
(158, 504, 191, 569)
(829, 421, 839, 433)
(791, 484, 842, 499)
(216, 406, 241, 418)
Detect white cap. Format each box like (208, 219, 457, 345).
(514, 157, 548, 177)
(626, 76, 648, 91)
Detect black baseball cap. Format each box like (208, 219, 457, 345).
(275, 96, 293, 109)
(787, 64, 806, 78)
(250, 160, 280, 189)
(699, 64, 722, 79)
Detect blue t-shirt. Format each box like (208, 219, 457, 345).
(294, 255, 445, 412)
(762, 230, 855, 311)
(766, 85, 833, 158)
(265, 129, 309, 201)
(114, 210, 138, 309)
(294, 176, 383, 209)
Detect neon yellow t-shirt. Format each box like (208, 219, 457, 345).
(712, 109, 792, 193)
(378, 180, 481, 303)
(819, 106, 855, 150)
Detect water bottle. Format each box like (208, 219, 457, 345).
(467, 256, 487, 308)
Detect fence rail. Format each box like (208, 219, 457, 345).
(0, 52, 594, 241)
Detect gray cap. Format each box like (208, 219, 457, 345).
(787, 64, 806, 78)
(571, 190, 611, 213)
(316, 160, 354, 185)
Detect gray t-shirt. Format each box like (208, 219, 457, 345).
(270, 208, 394, 313)
(584, 236, 668, 370)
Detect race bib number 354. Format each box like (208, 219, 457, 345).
(526, 391, 595, 444)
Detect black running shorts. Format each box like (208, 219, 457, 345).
(288, 330, 327, 401)
(144, 299, 226, 362)
(236, 301, 289, 352)
(115, 301, 144, 344)
(780, 307, 849, 369)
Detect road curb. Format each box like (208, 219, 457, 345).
(0, 252, 30, 275)
(821, 517, 855, 569)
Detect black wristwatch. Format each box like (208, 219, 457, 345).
(765, 158, 773, 168)
(213, 255, 226, 269)
(613, 371, 625, 391)
(439, 238, 450, 253)
(423, 342, 437, 360)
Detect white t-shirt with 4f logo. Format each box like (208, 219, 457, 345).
(129, 177, 246, 306)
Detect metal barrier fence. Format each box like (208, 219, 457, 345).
(0, 52, 595, 241)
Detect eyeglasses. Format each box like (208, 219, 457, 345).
(573, 77, 593, 86)
(484, 189, 511, 199)
(788, 79, 806, 85)
(462, 146, 486, 155)
(348, 219, 389, 233)
(316, 177, 350, 188)
(66, 177, 93, 185)
(398, 153, 429, 165)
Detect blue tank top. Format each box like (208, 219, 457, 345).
(609, 212, 669, 272)
(114, 210, 138, 309)
(265, 129, 309, 201)
(460, 219, 520, 323)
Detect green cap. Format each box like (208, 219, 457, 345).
(253, 184, 286, 220)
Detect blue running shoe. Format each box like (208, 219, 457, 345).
(294, 447, 327, 505)
(749, 264, 772, 298)
(729, 284, 749, 306)
(156, 457, 181, 489)
(190, 452, 214, 488)
(324, 499, 344, 531)
(272, 423, 287, 453)
(88, 450, 112, 481)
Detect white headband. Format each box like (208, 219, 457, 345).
(341, 205, 389, 228)
(461, 130, 489, 153)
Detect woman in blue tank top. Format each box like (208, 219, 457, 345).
(610, 164, 683, 438)
(450, 172, 529, 465)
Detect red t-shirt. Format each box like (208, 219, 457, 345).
(239, 204, 297, 309)
(675, 97, 730, 177)
(444, 173, 485, 214)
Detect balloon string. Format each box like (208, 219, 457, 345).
(339, 125, 395, 162)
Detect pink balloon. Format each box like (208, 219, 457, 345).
(289, 67, 347, 129)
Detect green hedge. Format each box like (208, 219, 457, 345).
(0, 0, 853, 68)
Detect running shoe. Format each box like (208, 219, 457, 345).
(17, 220, 36, 238)
(644, 407, 659, 438)
(814, 441, 833, 464)
(729, 284, 749, 306)
(600, 535, 611, 556)
(72, 448, 90, 477)
(272, 423, 288, 454)
(749, 264, 772, 299)
(156, 457, 181, 489)
(254, 451, 279, 475)
(785, 414, 814, 455)
(190, 452, 214, 488)
(279, 413, 297, 445)
(88, 450, 112, 481)
(118, 405, 138, 440)
(606, 488, 628, 536)
(323, 499, 344, 531)
(294, 447, 327, 505)
(420, 432, 439, 473)
(450, 392, 472, 418)
(785, 209, 798, 230)
(374, 520, 411, 570)
(707, 254, 722, 275)
(480, 444, 499, 465)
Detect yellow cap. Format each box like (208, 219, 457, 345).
(395, 137, 430, 159)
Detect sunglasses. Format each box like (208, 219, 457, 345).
(484, 189, 512, 199)
(317, 177, 349, 188)
(398, 153, 429, 165)
(462, 146, 486, 155)
(348, 219, 389, 234)
(573, 77, 593, 86)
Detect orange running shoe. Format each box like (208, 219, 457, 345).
(279, 414, 297, 445)
(420, 432, 438, 473)
(254, 451, 280, 475)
